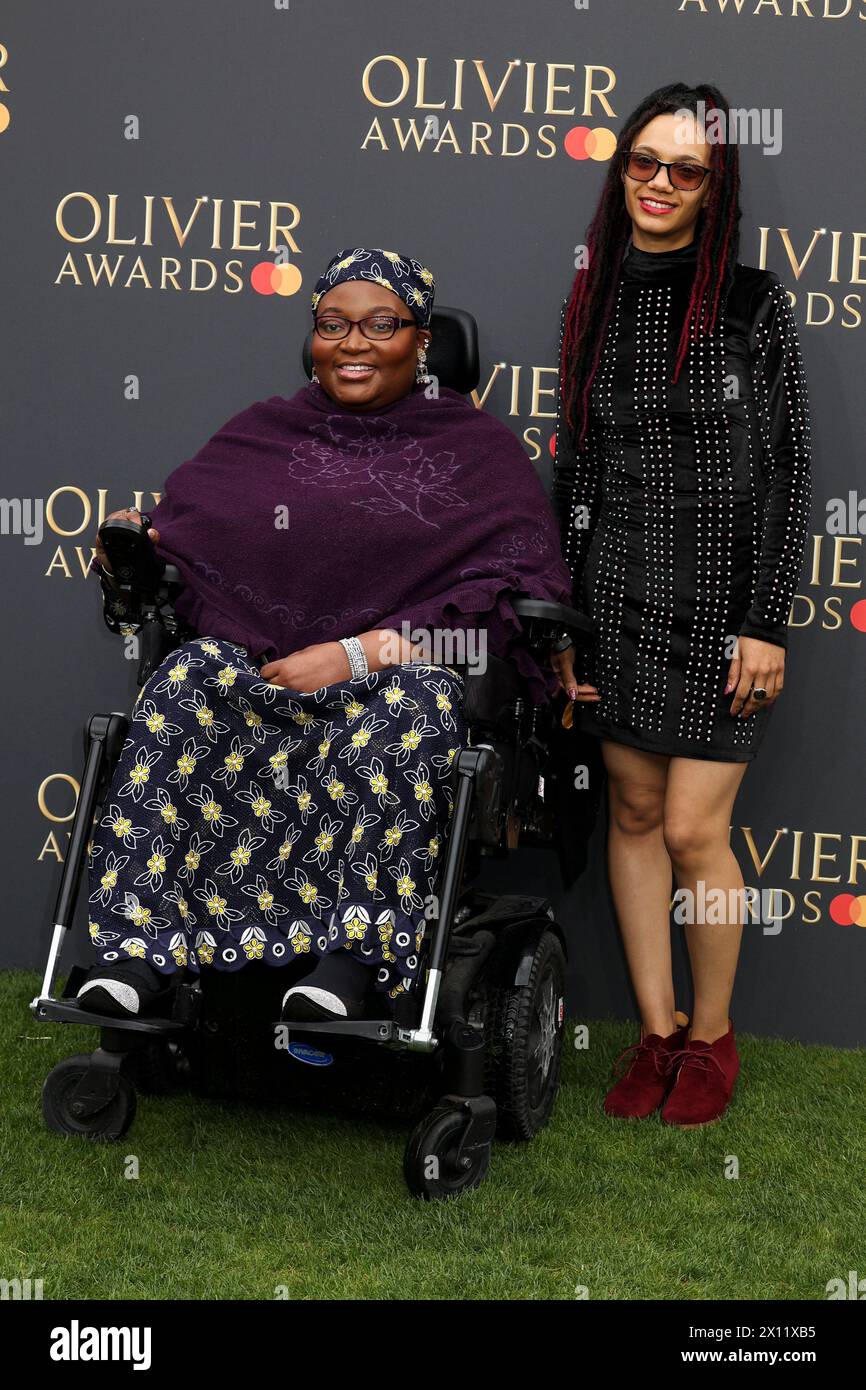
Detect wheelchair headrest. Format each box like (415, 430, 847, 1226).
(302, 305, 480, 395)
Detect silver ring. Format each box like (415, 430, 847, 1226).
(751, 686, 768, 702)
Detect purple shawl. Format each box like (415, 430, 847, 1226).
(150, 381, 573, 703)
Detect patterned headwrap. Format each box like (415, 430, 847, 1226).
(310, 247, 435, 328)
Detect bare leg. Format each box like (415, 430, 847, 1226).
(601, 740, 676, 1039)
(663, 757, 749, 1044)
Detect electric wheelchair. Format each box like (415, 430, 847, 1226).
(31, 306, 596, 1199)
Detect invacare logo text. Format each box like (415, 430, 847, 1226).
(50, 1320, 152, 1371)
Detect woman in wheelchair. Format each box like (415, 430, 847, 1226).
(78, 246, 573, 1027)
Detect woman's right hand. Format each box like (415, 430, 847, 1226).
(94, 507, 161, 575)
(550, 642, 600, 703)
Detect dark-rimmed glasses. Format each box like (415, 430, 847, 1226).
(313, 314, 419, 341)
(623, 150, 712, 192)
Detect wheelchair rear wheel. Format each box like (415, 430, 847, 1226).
(126, 1039, 191, 1096)
(483, 928, 566, 1141)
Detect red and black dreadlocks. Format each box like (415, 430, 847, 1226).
(560, 83, 742, 452)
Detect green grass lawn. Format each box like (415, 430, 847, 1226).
(1, 970, 863, 1301)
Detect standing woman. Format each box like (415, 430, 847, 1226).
(551, 84, 812, 1127)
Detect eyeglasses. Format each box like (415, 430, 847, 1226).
(623, 150, 712, 192)
(313, 314, 419, 341)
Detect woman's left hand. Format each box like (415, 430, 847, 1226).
(726, 636, 785, 718)
(260, 642, 351, 692)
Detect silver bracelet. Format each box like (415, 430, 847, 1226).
(339, 635, 368, 680)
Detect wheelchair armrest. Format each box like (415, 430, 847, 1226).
(511, 595, 596, 648)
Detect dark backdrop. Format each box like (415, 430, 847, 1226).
(2, 1, 863, 1043)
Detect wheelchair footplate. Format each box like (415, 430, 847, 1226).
(31, 964, 199, 1035)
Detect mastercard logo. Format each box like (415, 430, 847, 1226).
(850, 599, 866, 633)
(829, 894, 866, 926)
(251, 261, 302, 296)
(563, 126, 618, 162)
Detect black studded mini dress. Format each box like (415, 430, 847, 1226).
(552, 238, 813, 763)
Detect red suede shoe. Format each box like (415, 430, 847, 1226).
(604, 1014, 690, 1119)
(660, 1019, 740, 1128)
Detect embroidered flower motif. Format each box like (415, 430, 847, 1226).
(240, 929, 266, 960)
(431, 746, 458, 779)
(260, 735, 304, 785)
(381, 676, 419, 717)
(345, 807, 381, 862)
(166, 737, 211, 791)
(151, 653, 205, 698)
(176, 831, 216, 884)
(132, 699, 183, 745)
(110, 893, 170, 937)
(117, 747, 162, 802)
(133, 835, 174, 892)
(192, 878, 245, 929)
(267, 827, 303, 879)
(287, 920, 313, 953)
(204, 664, 240, 695)
(194, 928, 218, 964)
(178, 688, 231, 744)
(404, 762, 436, 820)
(378, 808, 420, 862)
(387, 858, 424, 912)
(322, 765, 358, 814)
(301, 814, 342, 869)
(88, 850, 129, 906)
(212, 735, 257, 788)
(100, 804, 148, 849)
(412, 833, 440, 872)
(349, 854, 385, 900)
(163, 882, 197, 928)
(215, 827, 267, 884)
(143, 786, 190, 841)
(338, 714, 388, 765)
(88, 919, 121, 948)
(286, 868, 331, 917)
(357, 757, 400, 809)
(120, 937, 148, 959)
(236, 780, 288, 833)
(341, 904, 371, 941)
(187, 783, 239, 839)
(236, 875, 289, 927)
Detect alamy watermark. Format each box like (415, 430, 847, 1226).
(672, 882, 787, 935)
(0, 497, 43, 545)
(675, 101, 782, 157)
(378, 622, 487, 674)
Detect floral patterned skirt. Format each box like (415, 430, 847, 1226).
(86, 637, 466, 1000)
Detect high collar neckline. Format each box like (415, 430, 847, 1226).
(622, 237, 700, 281)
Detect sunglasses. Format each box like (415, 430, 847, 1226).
(623, 150, 712, 193)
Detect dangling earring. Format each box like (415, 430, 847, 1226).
(415, 343, 431, 384)
(311, 366, 319, 384)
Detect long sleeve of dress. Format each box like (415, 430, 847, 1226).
(737, 277, 813, 649)
(550, 298, 603, 602)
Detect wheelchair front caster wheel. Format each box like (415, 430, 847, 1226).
(42, 1054, 137, 1141)
(403, 1104, 491, 1200)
